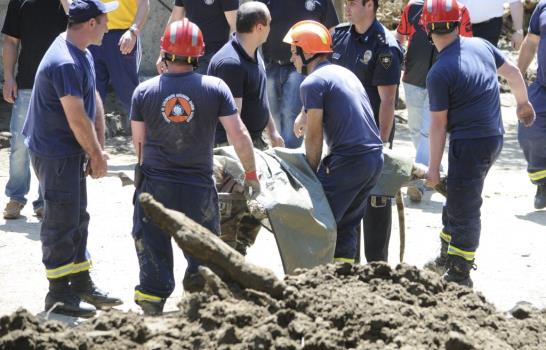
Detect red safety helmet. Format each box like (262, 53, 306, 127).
(282, 20, 333, 54)
(160, 18, 205, 59)
(422, 0, 461, 34)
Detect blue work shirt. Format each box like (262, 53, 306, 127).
(332, 20, 403, 120)
(208, 34, 270, 143)
(427, 37, 505, 140)
(527, 0, 546, 114)
(258, 0, 339, 63)
(23, 35, 96, 159)
(300, 61, 382, 157)
(131, 72, 237, 187)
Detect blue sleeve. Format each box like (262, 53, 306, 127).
(130, 86, 143, 121)
(50, 63, 84, 99)
(372, 46, 402, 86)
(528, 3, 545, 35)
(217, 79, 238, 117)
(490, 43, 506, 68)
(174, 0, 183, 7)
(300, 76, 325, 111)
(209, 59, 245, 98)
(426, 70, 449, 112)
(220, 0, 239, 11)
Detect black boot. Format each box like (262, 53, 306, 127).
(534, 184, 546, 210)
(443, 255, 476, 288)
(182, 272, 206, 293)
(136, 299, 165, 316)
(424, 239, 449, 275)
(45, 277, 96, 318)
(70, 271, 123, 309)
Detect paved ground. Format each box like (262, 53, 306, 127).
(0, 97, 545, 324)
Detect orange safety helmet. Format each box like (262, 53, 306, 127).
(160, 18, 205, 59)
(282, 20, 333, 54)
(422, 0, 461, 34)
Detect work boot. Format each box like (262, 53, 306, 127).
(424, 239, 449, 275)
(70, 271, 123, 309)
(45, 277, 96, 318)
(136, 299, 165, 316)
(34, 206, 44, 219)
(534, 184, 546, 210)
(3, 200, 24, 219)
(407, 185, 424, 203)
(182, 272, 206, 293)
(443, 255, 476, 288)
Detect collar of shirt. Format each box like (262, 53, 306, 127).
(351, 19, 382, 44)
(230, 33, 258, 64)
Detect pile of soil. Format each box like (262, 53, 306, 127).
(1, 262, 545, 350)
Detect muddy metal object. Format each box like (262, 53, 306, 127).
(138, 192, 286, 299)
(105, 171, 134, 187)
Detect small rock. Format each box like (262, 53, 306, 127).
(510, 301, 536, 320)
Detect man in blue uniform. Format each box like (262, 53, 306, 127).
(22, 0, 123, 317)
(208, 1, 284, 150)
(258, 0, 339, 148)
(423, 0, 534, 287)
(517, 0, 546, 210)
(131, 19, 259, 316)
(331, 0, 403, 262)
(285, 20, 383, 264)
(157, 0, 238, 74)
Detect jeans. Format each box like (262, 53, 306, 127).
(5, 89, 43, 209)
(266, 63, 304, 148)
(403, 82, 430, 166)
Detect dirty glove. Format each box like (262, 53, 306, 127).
(243, 170, 261, 200)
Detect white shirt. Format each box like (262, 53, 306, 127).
(458, 0, 520, 24)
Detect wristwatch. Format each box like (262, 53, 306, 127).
(129, 24, 140, 37)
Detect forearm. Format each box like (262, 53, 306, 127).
(428, 120, 447, 172)
(506, 67, 529, 105)
(266, 115, 279, 137)
(166, 6, 185, 27)
(2, 40, 18, 81)
(518, 40, 537, 74)
(133, 0, 150, 31)
(94, 92, 105, 149)
(378, 101, 395, 142)
(510, 2, 524, 32)
(69, 115, 103, 158)
(305, 135, 323, 172)
(131, 121, 145, 163)
(232, 131, 256, 173)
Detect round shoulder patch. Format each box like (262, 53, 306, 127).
(161, 94, 195, 123)
(305, 0, 316, 11)
(204, 0, 215, 5)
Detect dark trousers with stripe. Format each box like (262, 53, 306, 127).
(132, 177, 220, 299)
(318, 151, 383, 261)
(442, 136, 502, 257)
(518, 114, 546, 184)
(30, 152, 91, 278)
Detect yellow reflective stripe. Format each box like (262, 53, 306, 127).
(447, 246, 475, 261)
(334, 257, 355, 263)
(134, 290, 162, 302)
(46, 263, 75, 279)
(440, 231, 452, 243)
(73, 260, 92, 274)
(529, 169, 546, 181)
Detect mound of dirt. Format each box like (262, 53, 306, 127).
(1, 263, 545, 350)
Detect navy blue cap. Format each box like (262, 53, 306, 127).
(69, 0, 119, 24)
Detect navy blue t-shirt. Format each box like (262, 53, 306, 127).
(527, 0, 546, 114)
(332, 20, 403, 120)
(23, 35, 96, 159)
(131, 72, 237, 187)
(258, 0, 339, 63)
(208, 34, 270, 143)
(300, 61, 382, 157)
(174, 0, 239, 56)
(427, 37, 505, 140)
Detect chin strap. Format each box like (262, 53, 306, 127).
(297, 46, 320, 76)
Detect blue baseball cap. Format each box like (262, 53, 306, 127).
(69, 0, 119, 24)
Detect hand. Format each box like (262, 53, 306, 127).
(243, 171, 261, 200)
(3, 77, 17, 103)
(517, 101, 535, 127)
(118, 30, 137, 55)
(269, 130, 285, 148)
(293, 112, 307, 138)
(156, 54, 166, 74)
(425, 169, 441, 189)
(511, 32, 524, 50)
(89, 151, 108, 179)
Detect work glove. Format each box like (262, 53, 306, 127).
(243, 170, 261, 200)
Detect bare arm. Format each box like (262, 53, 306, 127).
(94, 91, 105, 149)
(498, 60, 535, 127)
(60, 0, 70, 13)
(220, 113, 256, 173)
(304, 108, 324, 172)
(224, 10, 237, 34)
(510, 1, 524, 50)
(377, 84, 397, 142)
(2, 35, 19, 103)
(166, 5, 185, 27)
(266, 115, 284, 147)
(119, 0, 150, 55)
(133, 0, 150, 31)
(131, 121, 146, 163)
(518, 33, 539, 75)
(426, 110, 447, 188)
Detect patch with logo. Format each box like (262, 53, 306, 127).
(204, 0, 214, 5)
(360, 50, 372, 65)
(379, 52, 393, 70)
(305, 0, 315, 11)
(161, 94, 195, 124)
(332, 52, 341, 61)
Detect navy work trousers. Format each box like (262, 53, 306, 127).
(318, 151, 383, 261)
(518, 114, 546, 184)
(132, 177, 220, 299)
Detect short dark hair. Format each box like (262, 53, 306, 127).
(236, 2, 269, 34)
(362, 0, 378, 12)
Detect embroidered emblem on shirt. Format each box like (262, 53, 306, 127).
(161, 94, 195, 123)
(360, 50, 373, 65)
(332, 52, 341, 60)
(305, 0, 316, 11)
(379, 52, 392, 70)
(204, 0, 214, 5)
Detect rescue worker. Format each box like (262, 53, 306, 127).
(285, 20, 383, 264)
(157, 0, 238, 74)
(423, 0, 535, 287)
(331, 0, 403, 262)
(130, 19, 259, 316)
(517, 0, 546, 210)
(395, 0, 472, 203)
(22, 0, 123, 317)
(208, 1, 284, 150)
(257, 0, 339, 148)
